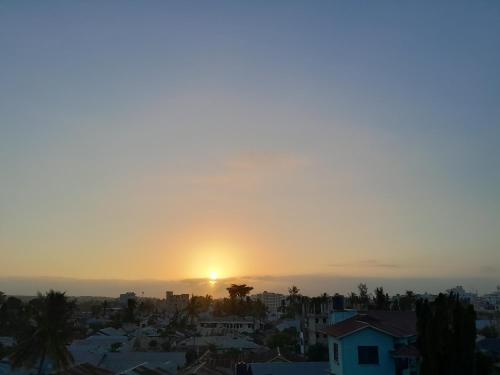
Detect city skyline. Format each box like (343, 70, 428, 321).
(1, 1, 500, 289)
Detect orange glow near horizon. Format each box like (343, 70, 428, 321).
(187, 240, 243, 280)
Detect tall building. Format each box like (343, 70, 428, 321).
(252, 291, 286, 321)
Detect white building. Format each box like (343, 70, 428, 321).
(447, 286, 477, 303)
(252, 291, 286, 321)
(483, 286, 500, 311)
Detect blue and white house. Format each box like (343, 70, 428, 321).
(324, 310, 420, 375)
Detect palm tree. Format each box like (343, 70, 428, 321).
(10, 290, 76, 374)
(185, 297, 202, 326)
(184, 297, 202, 357)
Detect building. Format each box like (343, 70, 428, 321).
(248, 362, 329, 375)
(197, 316, 260, 335)
(483, 286, 500, 311)
(178, 335, 259, 351)
(119, 292, 137, 306)
(303, 313, 329, 348)
(324, 310, 420, 375)
(165, 291, 190, 312)
(446, 285, 477, 304)
(252, 291, 286, 321)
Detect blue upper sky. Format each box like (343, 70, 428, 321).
(1, 1, 499, 289)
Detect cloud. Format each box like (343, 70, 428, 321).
(2, 274, 499, 298)
(480, 265, 498, 274)
(328, 259, 402, 269)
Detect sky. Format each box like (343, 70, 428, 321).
(1, 1, 500, 296)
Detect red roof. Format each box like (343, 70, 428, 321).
(323, 311, 417, 339)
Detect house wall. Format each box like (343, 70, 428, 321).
(329, 328, 396, 375)
(328, 336, 343, 375)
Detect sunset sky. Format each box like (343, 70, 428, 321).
(1, 1, 499, 295)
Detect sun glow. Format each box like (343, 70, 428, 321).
(210, 271, 218, 281)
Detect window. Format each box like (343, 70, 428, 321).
(358, 346, 379, 365)
(333, 343, 339, 363)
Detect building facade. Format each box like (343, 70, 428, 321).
(252, 291, 286, 321)
(165, 291, 190, 312)
(325, 310, 420, 375)
(197, 316, 260, 335)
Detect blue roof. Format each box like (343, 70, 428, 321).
(248, 362, 329, 375)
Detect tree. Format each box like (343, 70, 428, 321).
(399, 290, 417, 311)
(284, 286, 302, 317)
(416, 293, 476, 375)
(125, 298, 137, 322)
(266, 328, 298, 353)
(358, 283, 369, 309)
(308, 343, 329, 361)
(0, 296, 28, 336)
(347, 292, 359, 309)
(373, 287, 390, 310)
(0, 291, 5, 306)
(149, 340, 158, 350)
(185, 297, 202, 326)
(10, 290, 76, 374)
(226, 284, 254, 301)
(251, 299, 267, 321)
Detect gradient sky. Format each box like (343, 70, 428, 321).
(1, 1, 500, 288)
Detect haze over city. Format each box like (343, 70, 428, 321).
(1, 1, 499, 297)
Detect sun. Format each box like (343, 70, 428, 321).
(210, 271, 218, 281)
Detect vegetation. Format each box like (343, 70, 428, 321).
(358, 283, 369, 309)
(226, 284, 254, 300)
(149, 340, 158, 349)
(0, 296, 30, 336)
(416, 293, 476, 375)
(10, 290, 76, 374)
(281, 285, 303, 317)
(397, 291, 417, 311)
(373, 287, 390, 310)
(307, 343, 329, 361)
(213, 285, 268, 318)
(266, 327, 299, 353)
(125, 298, 137, 322)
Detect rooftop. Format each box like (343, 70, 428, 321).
(324, 311, 417, 339)
(248, 362, 329, 375)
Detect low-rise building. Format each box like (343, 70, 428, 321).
(248, 361, 329, 375)
(197, 316, 260, 335)
(324, 310, 420, 375)
(178, 335, 259, 351)
(483, 286, 500, 311)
